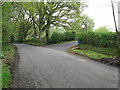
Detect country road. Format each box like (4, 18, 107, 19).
(43, 41, 78, 51)
(14, 42, 118, 88)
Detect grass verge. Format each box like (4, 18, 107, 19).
(1, 44, 15, 88)
(77, 44, 117, 57)
(2, 63, 11, 88)
(72, 49, 112, 59)
(68, 44, 118, 67)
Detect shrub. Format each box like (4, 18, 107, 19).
(51, 32, 65, 43)
(64, 31, 76, 41)
(76, 31, 117, 48)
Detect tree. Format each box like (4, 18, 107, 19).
(70, 15, 94, 31)
(22, 2, 86, 44)
(81, 15, 94, 31)
(43, 2, 86, 43)
(2, 2, 87, 44)
(11, 2, 33, 43)
(95, 26, 110, 33)
(111, 0, 120, 57)
(2, 2, 14, 46)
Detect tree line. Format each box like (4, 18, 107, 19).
(2, 2, 91, 45)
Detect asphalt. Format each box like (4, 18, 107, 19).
(14, 42, 118, 88)
(43, 41, 78, 51)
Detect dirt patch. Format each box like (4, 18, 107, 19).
(96, 57, 119, 68)
(66, 47, 119, 68)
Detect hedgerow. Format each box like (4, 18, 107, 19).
(64, 31, 76, 41)
(76, 31, 117, 48)
(50, 32, 65, 43)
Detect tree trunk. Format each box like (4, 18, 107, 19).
(32, 17, 37, 40)
(111, 0, 120, 57)
(33, 24, 37, 40)
(46, 29, 50, 44)
(18, 29, 24, 43)
(45, 15, 51, 44)
(23, 33, 27, 43)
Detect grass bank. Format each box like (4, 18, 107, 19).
(69, 44, 118, 67)
(77, 44, 117, 57)
(72, 49, 112, 59)
(2, 63, 11, 88)
(1, 44, 15, 88)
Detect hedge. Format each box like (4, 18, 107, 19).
(76, 31, 117, 48)
(64, 31, 76, 41)
(51, 32, 65, 43)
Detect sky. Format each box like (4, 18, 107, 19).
(83, 0, 120, 32)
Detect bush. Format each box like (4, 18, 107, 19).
(51, 32, 65, 43)
(64, 31, 76, 41)
(76, 31, 117, 48)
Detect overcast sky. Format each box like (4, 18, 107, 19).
(83, 0, 120, 32)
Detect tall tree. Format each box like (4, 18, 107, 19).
(2, 2, 86, 44)
(70, 15, 94, 31)
(111, 0, 120, 57)
(12, 2, 33, 43)
(2, 2, 14, 46)
(43, 2, 86, 43)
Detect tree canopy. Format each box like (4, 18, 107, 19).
(2, 2, 87, 44)
(95, 26, 111, 33)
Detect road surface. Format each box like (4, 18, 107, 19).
(43, 41, 78, 51)
(14, 42, 118, 88)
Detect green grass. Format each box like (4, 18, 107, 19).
(72, 49, 112, 59)
(77, 44, 117, 56)
(2, 44, 15, 88)
(2, 63, 11, 88)
(70, 44, 116, 59)
(0, 60, 2, 89)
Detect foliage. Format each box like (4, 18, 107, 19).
(50, 27, 65, 35)
(95, 26, 111, 33)
(77, 44, 117, 56)
(51, 32, 65, 43)
(64, 31, 76, 41)
(76, 31, 117, 48)
(2, 63, 11, 88)
(2, 44, 15, 88)
(70, 15, 94, 31)
(2, 44, 15, 62)
(2, 2, 87, 44)
(2, 2, 14, 45)
(81, 15, 94, 31)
